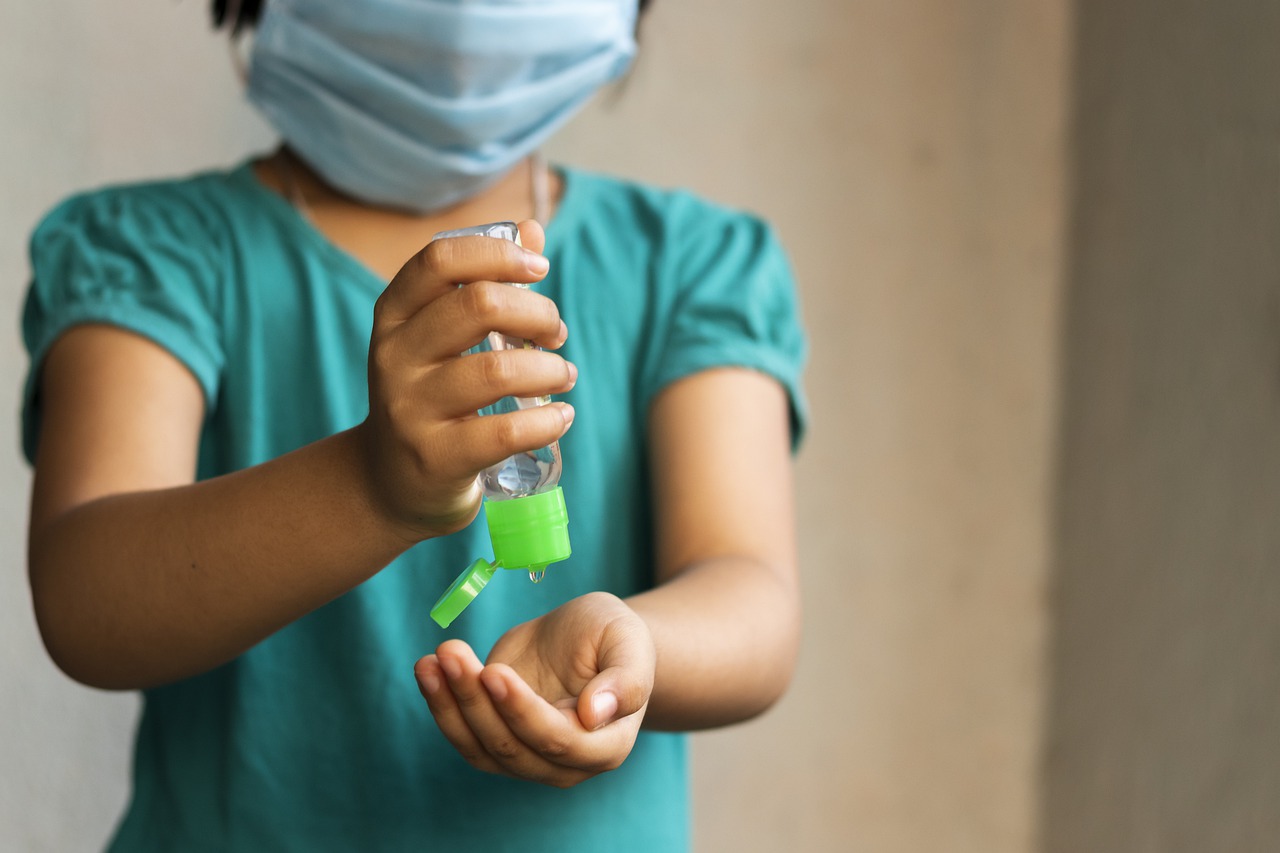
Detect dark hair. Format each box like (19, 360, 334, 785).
(213, 0, 652, 33)
(211, 0, 262, 34)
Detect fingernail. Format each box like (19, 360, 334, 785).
(591, 691, 618, 729)
(565, 361, 578, 387)
(439, 656, 462, 681)
(560, 403, 576, 427)
(526, 252, 550, 275)
(422, 671, 441, 695)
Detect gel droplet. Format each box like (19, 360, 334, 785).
(529, 570, 545, 584)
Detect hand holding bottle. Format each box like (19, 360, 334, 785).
(359, 220, 576, 543)
(414, 592, 656, 788)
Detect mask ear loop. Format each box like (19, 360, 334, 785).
(223, 0, 251, 85)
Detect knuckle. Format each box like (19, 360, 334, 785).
(537, 735, 572, 761)
(420, 239, 454, 276)
(491, 414, 523, 448)
(455, 688, 489, 713)
(464, 281, 503, 322)
(478, 352, 512, 390)
(369, 338, 397, 378)
(487, 736, 523, 762)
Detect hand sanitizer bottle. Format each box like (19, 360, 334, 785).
(429, 222, 572, 629)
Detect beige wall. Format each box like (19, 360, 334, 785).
(0, 2, 1069, 851)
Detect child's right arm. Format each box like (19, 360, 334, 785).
(28, 223, 573, 690)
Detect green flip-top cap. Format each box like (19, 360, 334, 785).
(429, 487, 571, 630)
(485, 486, 571, 571)
(430, 558, 496, 629)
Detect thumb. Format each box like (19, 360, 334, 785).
(577, 618, 655, 731)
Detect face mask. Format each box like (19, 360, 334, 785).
(245, 0, 638, 213)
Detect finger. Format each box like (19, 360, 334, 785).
(576, 617, 656, 731)
(418, 350, 577, 421)
(437, 402, 575, 475)
(413, 654, 442, 701)
(379, 234, 550, 324)
(482, 663, 636, 775)
(413, 654, 504, 776)
(577, 668, 647, 732)
(365, 402, 573, 503)
(516, 219, 545, 256)
(387, 279, 567, 366)
(438, 642, 588, 786)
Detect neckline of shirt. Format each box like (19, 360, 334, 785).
(227, 159, 592, 288)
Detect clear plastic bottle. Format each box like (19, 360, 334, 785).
(429, 222, 572, 629)
(435, 221, 564, 499)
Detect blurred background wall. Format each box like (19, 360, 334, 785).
(551, 4, 1066, 851)
(1041, 1, 1280, 850)
(2, 1, 1062, 851)
(8, 1, 1270, 852)
(1, 2, 274, 849)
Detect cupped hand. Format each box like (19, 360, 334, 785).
(359, 220, 576, 542)
(414, 592, 656, 787)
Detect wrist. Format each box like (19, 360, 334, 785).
(346, 421, 487, 546)
(343, 423, 433, 548)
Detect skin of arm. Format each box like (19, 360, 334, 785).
(415, 366, 800, 787)
(27, 221, 574, 690)
(632, 367, 802, 728)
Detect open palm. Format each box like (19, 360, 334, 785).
(415, 592, 655, 787)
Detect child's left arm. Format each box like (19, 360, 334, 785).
(415, 366, 799, 787)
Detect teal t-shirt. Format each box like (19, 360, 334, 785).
(22, 162, 808, 852)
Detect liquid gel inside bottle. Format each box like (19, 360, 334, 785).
(429, 222, 572, 629)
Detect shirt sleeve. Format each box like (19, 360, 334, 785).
(641, 199, 810, 450)
(21, 184, 226, 462)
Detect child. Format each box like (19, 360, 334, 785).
(21, 0, 807, 849)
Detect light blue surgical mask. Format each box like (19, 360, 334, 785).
(246, 0, 638, 213)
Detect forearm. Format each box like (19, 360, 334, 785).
(626, 556, 801, 731)
(29, 427, 414, 690)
